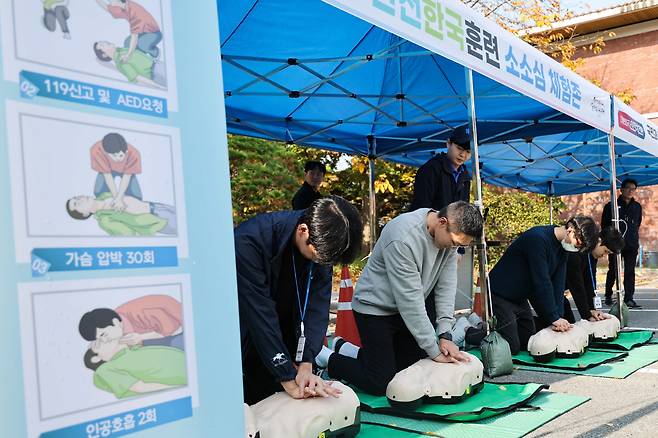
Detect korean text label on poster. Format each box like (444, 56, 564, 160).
(19, 70, 168, 118)
(40, 397, 192, 438)
(31, 247, 178, 277)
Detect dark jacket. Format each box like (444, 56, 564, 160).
(234, 211, 332, 382)
(489, 226, 568, 325)
(409, 153, 471, 212)
(602, 197, 642, 250)
(565, 253, 597, 320)
(292, 182, 322, 210)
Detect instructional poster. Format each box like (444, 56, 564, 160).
(19, 275, 198, 438)
(0, 1, 244, 438)
(6, 101, 188, 269)
(1, 0, 178, 114)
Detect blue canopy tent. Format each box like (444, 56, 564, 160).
(218, 0, 658, 323)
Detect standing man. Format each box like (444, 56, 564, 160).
(465, 217, 599, 354)
(236, 196, 363, 404)
(409, 126, 472, 212)
(602, 178, 643, 308)
(292, 161, 326, 210)
(315, 202, 483, 395)
(564, 227, 625, 323)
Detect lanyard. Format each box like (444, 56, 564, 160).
(587, 255, 596, 290)
(292, 251, 313, 336)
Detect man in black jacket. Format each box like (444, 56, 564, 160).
(235, 196, 363, 404)
(292, 161, 326, 210)
(465, 217, 599, 354)
(602, 178, 643, 308)
(564, 227, 625, 323)
(409, 126, 472, 212)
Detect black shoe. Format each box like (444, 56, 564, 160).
(605, 297, 613, 306)
(625, 299, 642, 309)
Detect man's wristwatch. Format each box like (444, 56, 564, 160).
(438, 332, 453, 342)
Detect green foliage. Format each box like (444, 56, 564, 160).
(228, 135, 302, 224)
(229, 135, 567, 269)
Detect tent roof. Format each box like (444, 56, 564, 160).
(218, 0, 658, 195)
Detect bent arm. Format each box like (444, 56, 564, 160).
(103, 172, 118, 197)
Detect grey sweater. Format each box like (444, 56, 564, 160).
(352, 208, 457, 359)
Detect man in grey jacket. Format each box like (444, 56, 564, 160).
(316, 201, 483, 395)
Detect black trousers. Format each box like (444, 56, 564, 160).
(241, 330, 298, 405)
(605, 249, 638, 302)
(465, 294, 536, 355)
(563, 297, 576, 324)
(328, 294, 436, 395)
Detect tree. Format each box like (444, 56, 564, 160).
(228, 135, 301, 224)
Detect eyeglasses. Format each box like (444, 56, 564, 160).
(622, 186, 637, 191)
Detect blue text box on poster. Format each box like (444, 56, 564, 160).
(19, 70, 168, 118)
(31, 247, 178, 277)
(41, 397, 192, 438)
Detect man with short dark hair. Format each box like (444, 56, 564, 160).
(236, 196, 363, 404)
(292, 161, 326, 210)
(315, 201, 484, 395)
(602, 178, 643, 308)
(409, 126, 472, 212)
(466, 217, 600, 354)
(564, 227, 625, 323)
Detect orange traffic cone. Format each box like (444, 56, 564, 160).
(334, 265, 361, 347)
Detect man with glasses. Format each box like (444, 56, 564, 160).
(564, 227, 625, 323)
(314, 201, 483, 395)
(465, 217, 599, 354)
(409, 126, 472, 212)
(292, 161, 326, 210)
(602, 178, 643, 308)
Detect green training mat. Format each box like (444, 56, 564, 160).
(589, 330, 654, 351)
(468, 348, 627, 371)
(516, 343, 658, 378)
(357, 382, 548, 422)
(511, 349, 627, 370)
(357, 391, 589, 438)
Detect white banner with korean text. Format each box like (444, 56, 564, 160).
(323, 0, 611, 131)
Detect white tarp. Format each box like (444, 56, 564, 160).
(613, 96, 658, 157)
(323, 0, 611, 131)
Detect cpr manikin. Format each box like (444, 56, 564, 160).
(575, 314, 621, 341)
(244, 381, 360, 438)
(385, 353, 484, 409)
(527, 325, 589, 363)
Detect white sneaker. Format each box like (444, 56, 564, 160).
(467, 312, 482, 327)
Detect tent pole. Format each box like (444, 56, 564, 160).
(367, 136, 377, 251)
(607, 129, 624, 323)
(548, 181, 554, 225)
(466, 68, 491, 335)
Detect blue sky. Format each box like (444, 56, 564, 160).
(562, 0, 630, 13)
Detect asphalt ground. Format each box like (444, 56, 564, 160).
(507, 288, 658, 438)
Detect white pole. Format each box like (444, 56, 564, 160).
(466, 68, 491, 334)
(368, 136, 377, 251)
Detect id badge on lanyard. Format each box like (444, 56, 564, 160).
(292, 252, 313, 363)
(295, 322, 306, 362)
